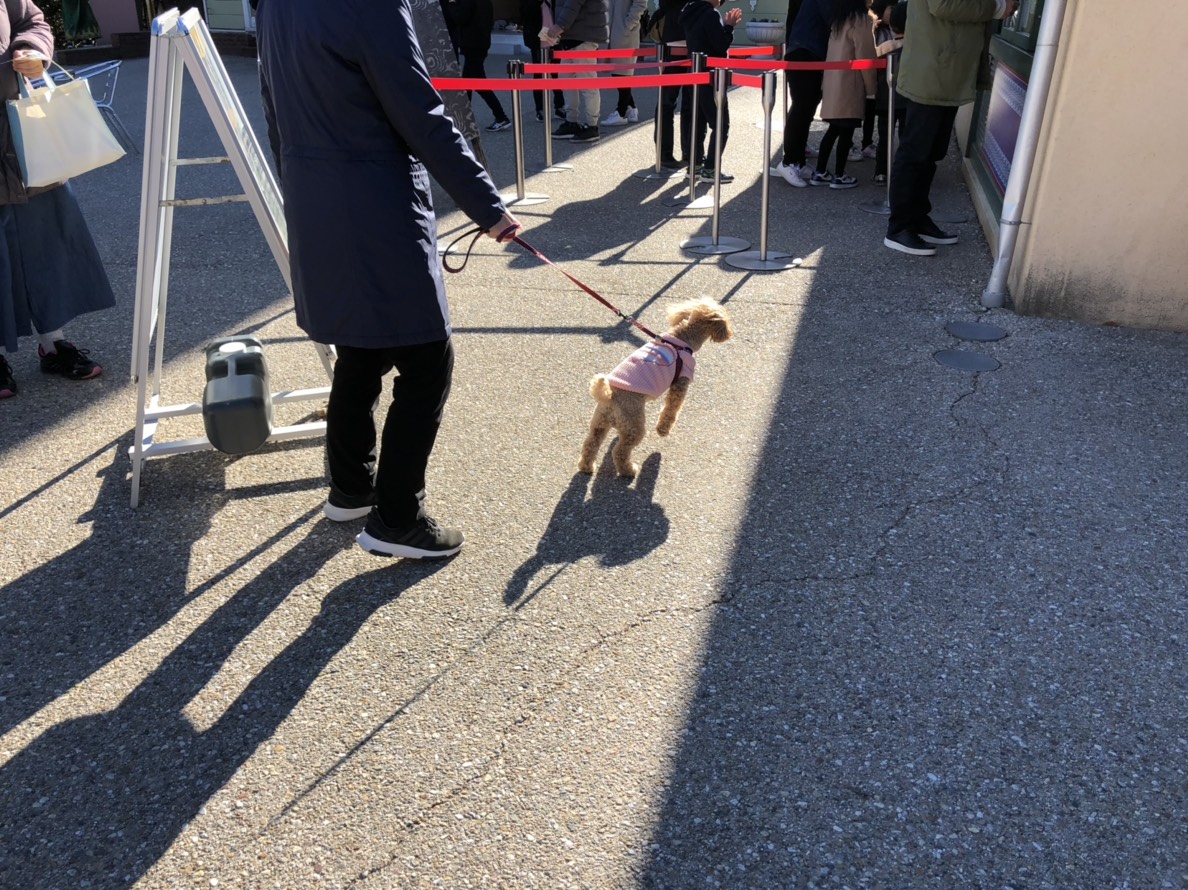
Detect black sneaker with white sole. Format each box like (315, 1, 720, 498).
(486, 119, 512, 132)
(884, 230, 937, 256)
(914, 218, 959, 245)
(324, 485, 378, 522)
(356, 511, 464, 559)
(552, 121, 581, 139)
(571, 125, 600, 143)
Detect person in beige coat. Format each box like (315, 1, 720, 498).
(601, 0, 647, 124)
(809, 0, 877, 188)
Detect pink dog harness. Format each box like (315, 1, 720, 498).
(607, 337, 695, 397)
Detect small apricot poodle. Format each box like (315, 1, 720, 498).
(578, 298, 733, 478)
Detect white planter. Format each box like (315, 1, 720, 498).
(744, 21, 784, 45)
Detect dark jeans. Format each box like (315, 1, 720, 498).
(326, 339, 454, 528)
(887, 97, 958, 236)
(461, 50, 508, 123)
(691, 84, 729, 169)
(874, 104, 906, 176)
(530, 46, 566, 115)
(655, 45, 688, 162)
(782, 48, 823, 168)
(818, 123, 855, 176)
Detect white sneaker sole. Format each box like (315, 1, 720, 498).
(883, 236, 936, 257)
(355, 529, 463, 559)
(918, 233, 959, 245)
(324, 502, 373, 522)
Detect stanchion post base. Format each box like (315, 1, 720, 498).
(681, 235, 751, 255)
(500, 192, 551, 207)
(858, 201, 891, 216)
(530, 163, 574, 174)
(724, 250, 803, 271)
(663, 193, 692, 207)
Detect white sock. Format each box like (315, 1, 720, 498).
(37, 330, 65, 353)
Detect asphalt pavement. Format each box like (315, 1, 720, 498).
(0, 53, 1185, 890)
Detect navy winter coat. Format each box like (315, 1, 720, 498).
(256, 0, 506, 349)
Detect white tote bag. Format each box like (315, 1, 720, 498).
(6, 60, 125, 188)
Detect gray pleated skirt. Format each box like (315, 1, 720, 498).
(0, 183, 115, 353)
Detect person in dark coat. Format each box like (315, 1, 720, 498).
(0, 0, 114, 400)
(654, 0, 690, 169)
(453, 0, 513, 130)
(679, 0, 741, 180)
(521, 0, 567, 121)
(256, 0, 520, 559)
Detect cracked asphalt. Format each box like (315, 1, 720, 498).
(1, 53, 1185, 890)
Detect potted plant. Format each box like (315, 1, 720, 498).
(744, 16, 784, 45)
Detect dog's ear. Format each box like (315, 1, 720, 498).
(710, 311, 734, 343)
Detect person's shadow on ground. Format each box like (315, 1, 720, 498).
(505, 451, 668, 607)
(0, 518, 446, 888)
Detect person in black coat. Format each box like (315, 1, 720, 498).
(679, 0, 742, 178)
(257, 0, 521, 559)
(653, 0, 689, 168)
(453, 0, 512, 130)
(521, 0, 567, 120)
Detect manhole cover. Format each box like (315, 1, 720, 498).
(946, 321, 1008, 342)
(934, 349, 1000, 372)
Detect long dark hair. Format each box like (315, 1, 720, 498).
(825, 0, 868, 31)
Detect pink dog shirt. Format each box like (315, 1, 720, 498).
(606, 337, 695, 397)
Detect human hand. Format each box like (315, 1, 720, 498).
(12, 50, 46, 78)
(724, 8, 742, 26)
(487, 211, 522, 243)
(546, 24, 564, 39)
(1002, 0, 1019, 19)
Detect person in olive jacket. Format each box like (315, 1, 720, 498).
(257, 0, 520, 559)
(884, 0, 1019, 255)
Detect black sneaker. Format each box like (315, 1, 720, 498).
(0, 355, 16, 399)
(571, 125, 600, 143)
(535, 109, 545, 122)
(552, 121, 581, 139)
(698, 166, 734, 183)
(660, 157, 684, 170)
(39, 340, 102, 379)
(486, 119, 512, 132)
(914, 218, 959, 245)
(324, 484, 377, 522)
(356, 511, 464, 559)
(554, 106, 568, 120)
(883, 230, 937, 257)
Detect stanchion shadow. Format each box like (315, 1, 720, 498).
(504, 451, 668, 608)
(0, 545, 443, 886)
(0, 444, 327, 738)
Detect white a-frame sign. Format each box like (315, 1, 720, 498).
(130, 7, 334, 507)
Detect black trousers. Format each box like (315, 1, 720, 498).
(782, 48, 823, 168)
(691, 84, 729, 168)
(461, 50, 508, 123)
(887, 97, 958, 236)
(655, 44, 690, 162)
(530, 45, 566, 115)
(326, 339, 454, 528)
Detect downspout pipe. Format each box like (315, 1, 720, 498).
(982, 0, 1069, 309)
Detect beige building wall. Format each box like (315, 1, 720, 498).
(1009, 1, 1188, 331)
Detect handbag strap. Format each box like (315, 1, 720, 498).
(13, 52, 73, 99)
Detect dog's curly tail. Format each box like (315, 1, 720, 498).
(589, 375, 614, 404)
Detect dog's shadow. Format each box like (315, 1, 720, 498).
(504, 451, 669, 608)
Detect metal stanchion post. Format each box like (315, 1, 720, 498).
(664, 52, 710, 208)
(535, 46, 572, 174)
(500, 60, 549, 207)
(682, 68, 749, 255)
(860, 56, 893, 216)
(635, 43, 682, 180)
(726, 70, 800, 271)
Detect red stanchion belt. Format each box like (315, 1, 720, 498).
(727, 45, 781, 57)
(553, 47, 655, 59)
(431, 72, 711, 91)
(522, 59, 691, 74)
(707, 57, 887, 70)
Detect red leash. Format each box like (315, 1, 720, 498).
(442, 225, 676, 346)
